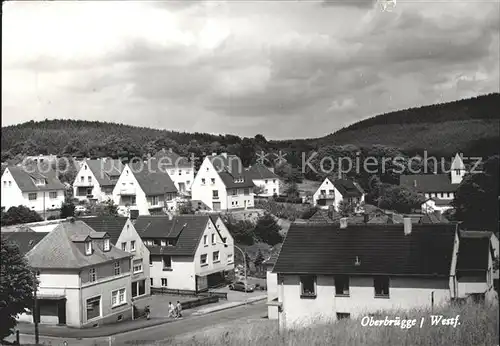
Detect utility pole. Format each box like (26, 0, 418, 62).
(33, 271, 39, 345)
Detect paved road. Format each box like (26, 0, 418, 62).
(13, 301, 267, 346)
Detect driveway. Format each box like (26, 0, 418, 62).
(211, 285, 266, 302)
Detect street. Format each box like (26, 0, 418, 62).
(12, 301, 267, 345)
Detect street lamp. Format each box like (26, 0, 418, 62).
(219, 242, 248, 305)
(33, 270, 40, 345)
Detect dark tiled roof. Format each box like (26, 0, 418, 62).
(152, 149, 191, 168)
(85, 159, 124, 187)
(420, 212, 450, 224)
(273, 223, 457, 277)
(26, 221, 131, 269)
(135, 215, 210, 256)
(208, 155, 255, 189)
(331, 179, 364, 198)
(456, 231, 490, 273)
(246, 163, 280, 180)
(129, 161, 177, 195)
(308, 209, 336, 224)
(6, 166, 65, 192)
(400, 174, 459, 193)
(78, 216, 128, 244)
(2, 232, 49, 255)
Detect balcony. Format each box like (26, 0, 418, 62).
(318, 194, 335, 200)
(74, 181, 94, 187)
(120, 188, 136, 195)
(213, 195, 220, 200)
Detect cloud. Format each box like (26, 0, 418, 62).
(2, 0, 498, 139)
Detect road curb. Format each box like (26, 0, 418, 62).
(192, 297, 267, 316)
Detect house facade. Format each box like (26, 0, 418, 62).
(312, 178, 365, 211)
(135, 215, 234, 291)
(152, 148, 194, 194)
(272, 222, 464, 329)
(73, 159, 124, 203)
(112, 161, 179, 216)
(1, 166, 65, 215)
(80, 216, 151, 300)
(421, 198, 454, 214)
(17, 219, 133, 328)
(191, 153, 255, 211)
(246, 163, 281, 197)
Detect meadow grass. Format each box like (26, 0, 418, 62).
(154, 301, 498, 346)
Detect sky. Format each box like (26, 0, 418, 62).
(2, 0, 499, 140)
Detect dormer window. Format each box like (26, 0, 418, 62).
(85, 240, 92, 255)
(34, 178, 46, 186)
(104, 239, 110, 251)
(161, 240, 166, 247)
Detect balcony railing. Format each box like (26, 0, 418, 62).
(213, 196, 219, 200)
(74, 182, 94, 187)
(120, 188, 136, 195)
(318, 194, 335, 199)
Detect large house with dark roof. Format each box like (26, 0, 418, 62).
(271, 221, 496, 329)
(72, 158, 124, 203)
(191, 153, 255, 211)
(15, 219, 133, 328)
(80, 216, 151, 299)
(112, 160, 180, 216)
(1, 165, 66, 214)
(312, 178, 365, 211)
(134, 214, 234, 292)
(246, 163, 281, 197)
(151, 148, 194, 194)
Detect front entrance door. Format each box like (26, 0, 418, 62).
(212, 202, 221, 211)
(58, 300, 66, 325)
(178, 183, 185, 193)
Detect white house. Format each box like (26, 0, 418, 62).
(272, 221, 470, 329)
(312, 178, 365, 211)
(79, 216, 151, 300)
(134, 215, 235, 292)
(191, 153, 255, 211)
(1, 166, 65, 215)
(112, 160, 179, 216)
(421, 197, 454, 214)
(151, 149, 194, 194)
(73, 159, 124, 203)
(246, 163, 281, 197)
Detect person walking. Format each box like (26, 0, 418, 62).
(144, 305, 150, 320)
(176, 301, 182, 318)
(168, 302, 175, 318)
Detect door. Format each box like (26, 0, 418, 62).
(58, 300, 66, 325)
(212, 202, 221, 211)
(244, 200, 247, 210)
(178, 183, 185, 193)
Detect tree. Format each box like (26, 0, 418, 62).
(1, 206, 43, 226)
(254, 213, 283, 246)
(253, 185, 265, 197)
(284, 181, 299, 198)
(254, 249, 265, 267)
(377, 185, 425, 214)
(452, 155, 499, 232)
(60, 200, 76, 218)
(338, 200, 356, 217)
(95, 199, 118, 216)
(224, 216, 255, 245)
(177, 201, 194, 214)
(0, 237, 37, 340)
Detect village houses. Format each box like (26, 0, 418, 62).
(312, 178, 365, 211)
(1, 165, 65, 216)
(270, 221, 497, 329)
(191, 153, 256, 211)
(112, 160, 179, 216)
(151, 148, 194, 194)
(246, 163, 281, 197)
(9, 219, 134, 328)
(72, 159, 124, 203)
(134, 214, 234, 292)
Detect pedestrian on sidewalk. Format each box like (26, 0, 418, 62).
(176, 301, 182, 318)
(144, 305, 150, 320)
(168, 302, 175, 318)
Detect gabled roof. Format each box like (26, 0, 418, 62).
(135, 215, 210, 256)
(451, 153, 466, 170)
(78, 216, 129, 244)
(456, 230, 491, 273)
(330, 179, 364, 198)
(5, 166, 65, 192)
(26, 220, 131, 269)
(424, 197, 452, 207)
(307, 209, 336, 224)
(420, 212, 450, 224)
(84, 159, 124, 187)
(400, 174, 458, 193)
(246, 163, 280, 180)
(273, 223, 457, 277)
(152, 149, 191, 168)
(129, 160, 177, 195)
(2, 232, 49, 255)
(208, 154, 255, 189)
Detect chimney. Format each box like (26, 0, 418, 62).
(363, 213, 369, 224)
(67, 216, 75, 223)
(404, 217, 412, 235)
(221, 152, 228, 159)
(212, 153, 217, 157)
(129, 209, 139, 220)
(340, 217, 348, 229)
(169, 148, 173, 153)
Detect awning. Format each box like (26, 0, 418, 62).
(37, 294, 66, 300)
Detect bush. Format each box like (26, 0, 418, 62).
(1, 206, 43, 226)
(255, 200, 309, 221)
(47, 215, 58, 220)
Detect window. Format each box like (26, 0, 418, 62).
(89, 268, 97, 282)
(265, 180, 268, 183)
(88, 176, 92, 183)
(104, 239, 110, 251)
(161, 278, 168, 287)
(213, 190, 219, 199)
(85, 241, 92, 255)
(161, 240, 166, 247)
(8, 181, 11, 186)
(111, 288, 126, 307)
(150, 278, 154, 286)
(232, 189, 237, 196)
(114, 262, 121, 276)
(149, 255, 153, 266)
(203, 235, 208, 245)
(133, 259, 143, 273)
(320, 190, 326, 195)
(337, 313, 350, 320)
(130, 241, 136, 252)
(28, 193, 37, 200)
(149, 196, 159, 206)
(200, 254, 208, 265)
(335, 275, 350, 296)
(186, 180, 191, 186)
(81, 176, 84, 182)
(162, 256, 171, 269)
(132, 280, 146, 298)
(121, 242, 126, 251)
(243, 188, 249, 195)
(273, 179, 276, 183)
(202, 178, 206, 185)
(211, 234, 215, 244)
(167, 239, 174, 246)
(49, 191, 57, 199)
(84, 165, 87, 170)
(300, 275, 316, 298)
(86, 296, 100, 321)
(227, 253, 233, 263)
(213, 251, 220, 262)
(211, 178, 215, 184)
(329, 190, 334, 195)
(374, 276, 390, 298)
(178, 170, 182, 176)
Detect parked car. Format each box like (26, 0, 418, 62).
(229, 281, 255, 292)
(74, 205, 89, 214)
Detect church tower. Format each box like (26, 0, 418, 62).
(451, 153, 466, 184)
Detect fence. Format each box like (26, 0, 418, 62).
(151, 287, 228, 300)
